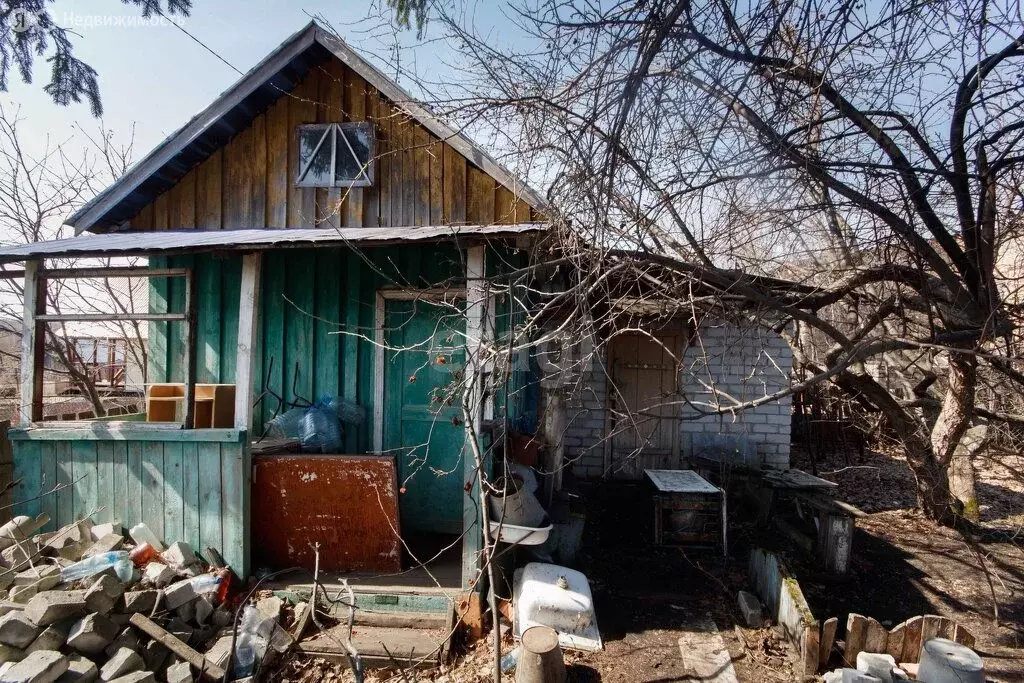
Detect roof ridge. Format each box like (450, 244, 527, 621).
(67, 22, 546, 233)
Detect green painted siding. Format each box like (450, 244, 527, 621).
(150, 244, 490, 449)
(10, 431, 249, 576)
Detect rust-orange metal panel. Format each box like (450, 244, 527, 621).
(252, 454, 401, 572)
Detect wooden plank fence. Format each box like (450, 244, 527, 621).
(844, 613, 976, 665)
(9, 429, 249, 576)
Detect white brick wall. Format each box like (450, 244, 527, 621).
(562, 319, 792, 478)
(680, 319, 792, 470)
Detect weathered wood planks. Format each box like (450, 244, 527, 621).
(128, 59, 537, 232)
(11, 434, 250, 577)
(845, 613, 976, 665)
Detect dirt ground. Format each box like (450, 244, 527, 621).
(789, 444, 1024, 681)
(272, 444, 1023, 682)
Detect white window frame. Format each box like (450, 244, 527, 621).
(295, 122, 375, 188)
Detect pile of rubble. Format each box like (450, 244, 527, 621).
(0, 513, 292, 683)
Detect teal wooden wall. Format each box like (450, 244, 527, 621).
(151, 243, 527, 450)
(10, 430, 249, 576)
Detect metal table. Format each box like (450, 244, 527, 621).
(644, 469, 726, 556)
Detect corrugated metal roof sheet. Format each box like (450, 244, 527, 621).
(0, 224, 545, 263)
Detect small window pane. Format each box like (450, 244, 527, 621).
(297, 123, 374, 188)
(336, 125, 373, 184)
(298, 126, 333, 186)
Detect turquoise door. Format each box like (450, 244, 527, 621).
(383, 298, 467, 535)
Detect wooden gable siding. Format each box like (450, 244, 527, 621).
(129, 60, 537, 232)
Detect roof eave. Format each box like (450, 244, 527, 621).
(66, 22, 320, 235)
(66, 22, 548, 235)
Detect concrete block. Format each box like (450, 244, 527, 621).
(24, 592, 88, 627)
(193, 598, 213, 627)
(89, 524, 121, 543)
(164, 620, 192, 646)
(255, 596, 282, 624)
(140, 565, 173, 590)
(24, 627, 64, 655)
(12, 568, 59, 590)
(0, 646, 22, 665)
(202, 636, 233, 670)
(857, 652, 894, 683)
(98, 648, 143, 682)
(66, 615, 118, 655)
(161, 581, 195, 611)
(82, 536, 124, 560)
(8, 588, 37, 606)
(0, 614, 41, 650)
(172, 604, 193, 624)
(842, 669, 881, 683)
(118, 592, 159, 615)
(139, 642, 167, 673)
(84, 576, 123, 616)
(0, 649, 68, 683)
(58, 655, 98, 682)
(163, 662, 191, 683)
(737, 591, 764, 628)
(159, 544, 196, 572)
(104, 673, 153, 683)
(103, 630, 140, 660)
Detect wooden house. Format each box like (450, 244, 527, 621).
(0, 22, 547, 595)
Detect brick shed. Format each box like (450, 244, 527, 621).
(542, 316, 792, 480)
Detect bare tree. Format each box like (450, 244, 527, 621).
(388, 0, 1024, 524)
(0, 102, 147, 418)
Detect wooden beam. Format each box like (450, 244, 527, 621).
(36, 313, 187, 323)
(129, 613, 226, 681)
(19, 260, 43, 427)
(40, 266, 189, 279)
(235, 253, 262, 430)
(183, 269, 197, 429)
(463, 244, 487, 590)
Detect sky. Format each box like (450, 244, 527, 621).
(5, 0, 513, 176)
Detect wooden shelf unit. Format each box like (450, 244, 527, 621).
(146, 383, 236, 427)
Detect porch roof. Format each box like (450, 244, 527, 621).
(0, 223, 545, 264)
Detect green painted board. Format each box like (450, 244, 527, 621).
(13, 440, 41, 520)
(181, 442, 201, 551)
(141, 442, 164, 542)
(313, 249, 341, 402)
(71, 441, 98, 523)
(163, 441, 184, 543)
(220, 440, 247, 578)
(342, 250, 361, 452)
(197, 255, 222, 383)
(95, 441, 115, 524)
(55, 441, 73, 527)
(38, 441, 56, 524)
(197, 441, 223, 559)
(284, 251, 315, 408)
(111, 441, 129, 528)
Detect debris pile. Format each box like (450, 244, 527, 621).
(0, 513, 289, 683)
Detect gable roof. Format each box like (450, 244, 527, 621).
(68, 22, 547, 234)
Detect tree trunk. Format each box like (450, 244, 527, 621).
(903, 439, 955, 524)
(948, 424, 988, 523)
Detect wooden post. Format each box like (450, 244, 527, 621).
(19, 260, 43, 427)
(463, 244, 487, 589)
(183, 268, 197, 429)
(234, 253, 262, 431)
(817, 511, 853, 575)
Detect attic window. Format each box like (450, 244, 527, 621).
(296, 122, 374, 188)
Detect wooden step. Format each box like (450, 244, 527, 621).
(299, 623, 448, 669)
(352, 609, 448, 630)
